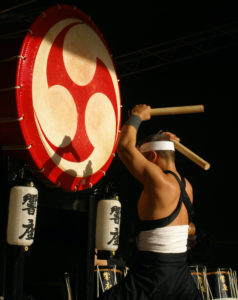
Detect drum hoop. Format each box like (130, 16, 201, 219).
(191, 271, 204, 276)
(207, 271, 231, 275)
(94, 268, 123, 275)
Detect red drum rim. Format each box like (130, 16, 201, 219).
(15, 5, 121, 191)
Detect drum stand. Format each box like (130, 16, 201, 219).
(0, 155, 28, 300)
(85, 193, 97, 300)
(0, 153, 7, 299)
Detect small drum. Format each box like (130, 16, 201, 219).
(190, 265, 209, 299)
(0, 5, 121, 191)
(206, 268, 238, 299)
(94, 265, 127, 298)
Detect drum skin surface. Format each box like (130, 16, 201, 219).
(14, 5, 121, 190)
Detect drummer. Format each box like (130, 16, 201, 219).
(98, 104, 202, 299)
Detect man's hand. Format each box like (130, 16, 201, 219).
(131, 104, 151, 121)
(163, 131, 181, 142)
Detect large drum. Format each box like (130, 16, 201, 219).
(0, 5, 121, 191)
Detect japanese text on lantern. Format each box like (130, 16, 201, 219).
(107, 206, 121, 246)
(19, 193, 38, 241)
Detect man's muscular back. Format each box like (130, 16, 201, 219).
(137, 170, 193, 226)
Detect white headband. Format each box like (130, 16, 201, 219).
(139, 141, 175, 152)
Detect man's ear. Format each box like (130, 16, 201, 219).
(148, 151, 158, 163)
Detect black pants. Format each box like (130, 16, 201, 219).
(98, 251, 203, 300)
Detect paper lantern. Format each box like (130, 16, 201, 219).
(96, 198, 121, 251)
(7, 186, 38, 246)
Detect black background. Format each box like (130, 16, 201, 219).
(0, 1, 238, 299)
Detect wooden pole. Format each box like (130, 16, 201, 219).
(171, 139, 210, 170)
(150, 105, 204, 116)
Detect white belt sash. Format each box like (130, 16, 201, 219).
(137, 225, 189, 253)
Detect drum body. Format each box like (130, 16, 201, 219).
(206, 268, 238, 299)
(94, 265, 126, 298)
(190, 265, 208, 299)
(0, 5, 121, 191)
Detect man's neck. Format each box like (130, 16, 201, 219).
(158, 159, 177, 172)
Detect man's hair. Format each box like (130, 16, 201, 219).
(138, 132, 175, 161)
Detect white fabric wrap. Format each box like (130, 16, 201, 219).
(137, 225, 189, 253)
(96, 199, 121, 251)
(7, 186, 38, 246)
(139, 141, 175, 152)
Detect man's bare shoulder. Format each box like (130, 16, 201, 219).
(143, 171, 180, 199)
(184, 178, 193, 202)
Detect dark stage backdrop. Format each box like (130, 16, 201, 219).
(0, 1, 238, 299)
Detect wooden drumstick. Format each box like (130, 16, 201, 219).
(150, 105, 204, 116)
(171, 139, 210, 170)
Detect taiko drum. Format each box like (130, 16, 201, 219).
(0, 5, 121, 191)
